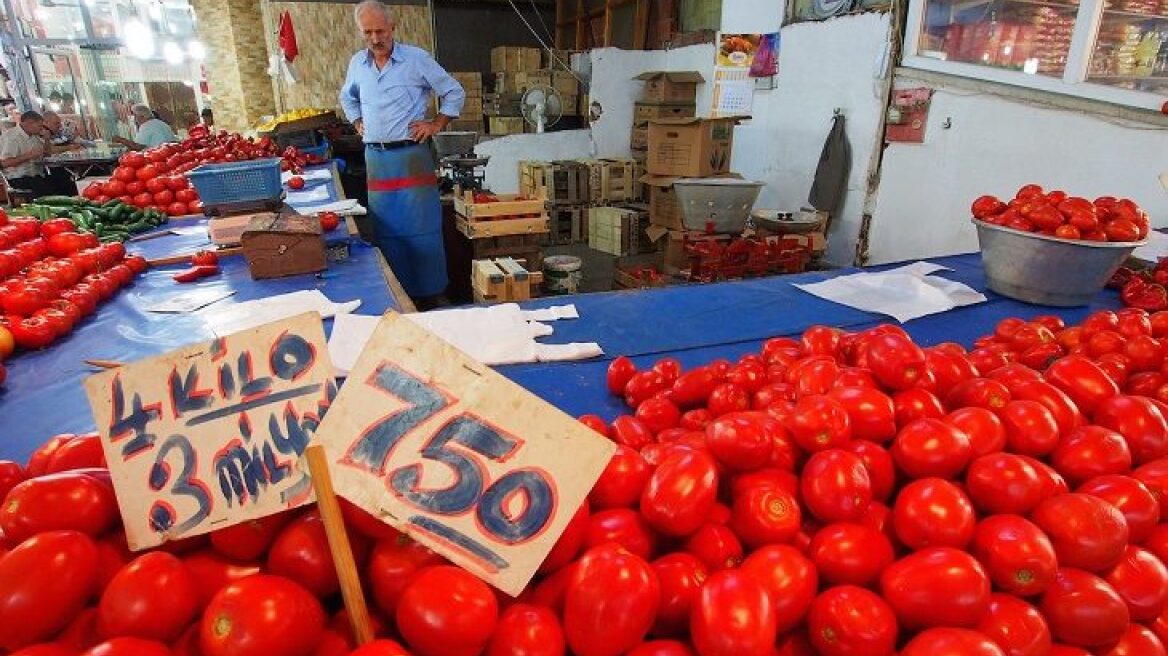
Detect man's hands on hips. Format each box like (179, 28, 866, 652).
(409, 120, 441, 143)
(354, 118, 365, 137)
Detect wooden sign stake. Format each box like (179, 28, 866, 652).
(305, 444, 375, 646)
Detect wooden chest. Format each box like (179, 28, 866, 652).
(239, 212, 327, 280)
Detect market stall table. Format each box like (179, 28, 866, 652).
(0, 212, 408, 462)
(0, 251, 1123, 463)
(45, 144, 127, 180)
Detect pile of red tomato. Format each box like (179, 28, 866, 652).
(0, 211, 145, 360)
(7, 309, 1168, 655)
(972, 184, 1149, 243)
(83, 132, 322, 216)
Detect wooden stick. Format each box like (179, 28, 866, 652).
(305, 444, 375, 646)
(85, 359, 124, 369)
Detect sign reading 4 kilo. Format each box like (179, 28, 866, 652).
(316, 312, 615, 596)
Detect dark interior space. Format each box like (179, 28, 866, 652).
(433, 0, 558, 79)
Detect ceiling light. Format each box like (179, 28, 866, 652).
(163, 41, 184, 65)
(125, 20, 155, 59)
(187, 40, 205, 60)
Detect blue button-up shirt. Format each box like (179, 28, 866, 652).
(339, 43, 465, 143)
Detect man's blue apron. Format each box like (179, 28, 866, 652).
(366, 143, 447, 298)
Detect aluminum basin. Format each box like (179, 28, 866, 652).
(673, 178, 764, 233)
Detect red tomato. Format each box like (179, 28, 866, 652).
(901, 628, 1006, 656)
(705, 412, 774, 471)
(1134, 459, 1168, 521)
(826, 386, 896, 443)
(866, 333, 928, 391)
(200, 575, 324, 656)
(0, 471, 118, 543)
(611, 415, 660, 451)
(893, 478, 976, 549)
(1103, 545, 1168, 622)
(682, 522, 743, 571)
(945, 407, 1007, 457)
(484, 603, 564, 656)
(651, 553, 709, 636)
(1093, 395, 1168, 465)
(785, 356, 840, 396)
(690, 570, 777, 656)
(1045, 355, 1120, 414)
(806, 585, 898, 656)
(209, 511, 294, 561)
(97, 551, 198, 642)
(671, 367, 717, 407)
(44, 433, 105, 473)
(590, 445, 650, 509)
(625, 371, 668, 408)
(368, 535, 445, 619)
(584, 508, 658, 560)
(730, 483, 801, 549)
(539, 499, 589, 574)
(640, 449, 718, 537)
(181, 550, 262, 608)
(808, 522, 893, 586)
(892, 388, 946, 425)
(635, 397, 680, 434)
(1050, 426, 1132, 487)
(844, 440, 896, 502)
(880, 547, 991, 630)
(607, 356, 637, 395)
(975, 593, 1051, 656)
(268, 509, 364, 598)
(81, 637, 171, 655)
(0, 460, 26, 502)
(998, 399, 1060, 456)
(739, 545, 817, 633)
(1031, 493, 1129, 572)
(726, 361, 767, 393)
(707, 382, 750, 416)
(626, 641, 696, 656)
(801, 325, 842, 356)
(0, 531, 99, 650)
(348, 639, 411, 656)
(800, 449, 872, 523)
(970, 514, 1057, 597)
(1040, 567, 1129, 648)
(947, 377, 1013, 411)
(891, 417, 972, 479)
(396, 566, 498, 656)
(1077, 474, 1160, 544)
(1098, 624, 1167, 656)
(785, 395, 851, 452)
(564, 544, 659, 656)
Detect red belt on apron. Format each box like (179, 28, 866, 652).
(368, 173, 438, 193)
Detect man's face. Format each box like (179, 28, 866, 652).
(358, 9, 395, 55)
(44, 115, 61, 133)
(21, 118, 43, 136)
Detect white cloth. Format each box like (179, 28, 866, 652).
(200, 290, 361, 336)
(794, 261, 987, 323)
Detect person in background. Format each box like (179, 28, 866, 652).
(201, 108, 214, 127)
(0, 111, 78, 197)
(112, 104, 177, 150)
(42, 111, 87, 151)
(339, 0, 464, 311)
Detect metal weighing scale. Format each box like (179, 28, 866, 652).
(433, 131, 489, 193)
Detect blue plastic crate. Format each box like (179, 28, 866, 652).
(187, 158, 283, 206)
(301, 140, 331, 161)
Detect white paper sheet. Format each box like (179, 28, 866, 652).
(147, 288, 235, 313)
(326, 304, 601, 374)
(281, 168, 333, 184)
(522, 305, 580, 321)
(200, 290, 361, 336)
(285, 185, 330, 204)
(794, 261, 987, 323)
(287, 198, 367, 216)
(1133, 231, 1168, 264)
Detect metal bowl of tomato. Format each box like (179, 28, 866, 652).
(973, 218, 1146, 307)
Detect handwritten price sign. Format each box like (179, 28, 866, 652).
(317, 313, 615, 596)
(84, 313, 335, 550)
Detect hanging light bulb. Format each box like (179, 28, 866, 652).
(163, 41, 184, 65)
(125, 20, 155, 59)
(187, 40, 205, 60)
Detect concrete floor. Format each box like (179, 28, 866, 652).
(542, 243, 665, 294)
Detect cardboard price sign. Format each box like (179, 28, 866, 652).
(84, 313, 335, 550)
(316, 313, 615, 596)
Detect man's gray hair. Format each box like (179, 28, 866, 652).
(131, 104, 155, 120)
(354, 0, 394, 24)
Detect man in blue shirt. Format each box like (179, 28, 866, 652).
(112, 104, 177, 151)
(340, 0, 465, 309)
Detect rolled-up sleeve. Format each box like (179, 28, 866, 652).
(339, 57, 363, 123)
(420, 55, 465, 118)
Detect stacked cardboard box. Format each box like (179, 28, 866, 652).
(488, 47, 543, 135)
(630, 71, 702, 161)
(449, 72, 483, 132)
(491, 47, 541, 73)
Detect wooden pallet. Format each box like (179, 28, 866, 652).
(472, 257, 544, 302)
(518, 161, 590, 206)
(457, 215, 549, 239)
(547, 205, 587, 245)
(588, 159, 644, 204)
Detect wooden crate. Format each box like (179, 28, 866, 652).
(614, 265, 669, 290)
(518, 161, 589, 206)
(488, 116, 525, 136)
(451, 72, 483, 97)
(491, 46, 542, 73)
(457, 215, 549, 239)
(469, 237, 543, 269)
(546, 205, 587, 245)
(453, 189, 545, 220)
(587, 159, 643, 204)
(472, 256, 544, 302)
(588, 204, 653, 256)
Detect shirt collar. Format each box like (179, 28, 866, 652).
(362, 42, 403, 67)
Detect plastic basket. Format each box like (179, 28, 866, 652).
(301, 140, 331, 160)
(187, 158, 283, 206)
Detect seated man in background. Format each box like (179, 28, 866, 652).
(112, 104, 177, 150)
(0, 111, 78, 198)
(42, 111, 88, 151)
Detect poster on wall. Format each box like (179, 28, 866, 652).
(711, 32, 779, 116)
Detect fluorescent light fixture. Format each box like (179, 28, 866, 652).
(125, 20, 155, 59)
(187, 40, 205, 60)
(163, 40, 184, 65)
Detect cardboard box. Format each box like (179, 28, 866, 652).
(446, 118, 484, 132)
(544, 49, 576, 70)
(493, 72, 519, 95)
(451, 72, 483, 97)
(461, 96, 483, 117)
(488, 117, 526, 136)
(634, 71, 704, 104)
(630, 126, 648, 151)
(634, 102, 696, 126)
(646, 117, 738, 178)
(484, 92, 523, 116)
(515, 70, 579, 96)
(491, 47, 542, 73)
